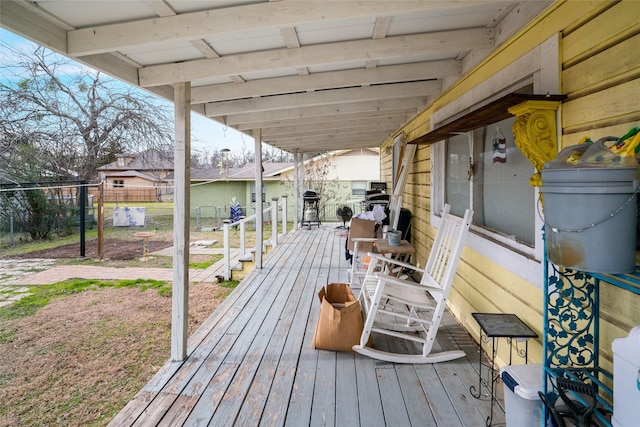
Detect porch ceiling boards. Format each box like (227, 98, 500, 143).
(0, 0, 553, 153)
(108, 225, 503, 426)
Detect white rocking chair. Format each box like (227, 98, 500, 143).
(353, 204, 473, 363)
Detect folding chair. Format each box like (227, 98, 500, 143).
(353, 204, 473, 363)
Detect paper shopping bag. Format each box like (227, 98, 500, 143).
(312, 283, 366, 352)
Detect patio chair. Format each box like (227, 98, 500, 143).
(353, 204, 473, 363)
(346, 217, 378, 290)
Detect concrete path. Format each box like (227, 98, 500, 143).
(0, 246, 242, 307)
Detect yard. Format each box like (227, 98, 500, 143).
(0, 201, 251, 426)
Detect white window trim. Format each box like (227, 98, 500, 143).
(430, 34, 560, 289)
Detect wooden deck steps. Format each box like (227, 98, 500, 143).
(108, 225, 505, 426)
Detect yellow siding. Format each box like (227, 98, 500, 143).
(379, 150, 393, 187)
(383, 0, 640, 368)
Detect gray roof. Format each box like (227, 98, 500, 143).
(184, 162, 293, 182)
(97, 149, 173, 171)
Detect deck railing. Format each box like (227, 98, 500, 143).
(221, 196, 288, 280)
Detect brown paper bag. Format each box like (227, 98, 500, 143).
(312, 283, 366, 352)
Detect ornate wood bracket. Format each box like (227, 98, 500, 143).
(508, 100, 562, 187)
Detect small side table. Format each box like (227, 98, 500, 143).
(374, 239, 415, 272)
(470, 312, 538, 426)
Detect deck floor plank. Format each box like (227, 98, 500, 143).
(135, 232, 311, 426)
(258, 250, 329, 425)
(186, 232, 317, 425)
(108, 225, 506, 427)
(309, 228, 341, 427)
(211, 232, 321, 425)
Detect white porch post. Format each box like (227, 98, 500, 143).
(271, 197, 278, 247)
(281, 194, 288, 235)
(254, 129, 263, 269)
(172, 82, 190, 361)
(293, 148, 299, 228)
(297, 152, 305, 229)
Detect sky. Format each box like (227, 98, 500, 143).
(0, 28, 250, 155)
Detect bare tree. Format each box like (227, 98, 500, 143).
(0, 43, 174, 182)
(281, 152, 345, 220)
(190, 143, 294, 170)
(0, 42, 174, 240)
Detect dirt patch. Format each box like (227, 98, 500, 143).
(0, 282, 225, 426)
(6, 239, 173, 261)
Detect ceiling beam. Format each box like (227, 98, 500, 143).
(139, 28, 493, 87)
(190, 60, 457, 104)
(261, 115, 404, 134)
(0, 1, 69, 53)
(261, 122, 401, 139)
(265, 130, 392, 146)
(222, 97, 426, 125)
(203, 81, 438, 116)
(234, 109, 414, 131)
(67, 1, 487, 56)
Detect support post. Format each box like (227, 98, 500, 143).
(79, 181, 86, 257)
(223, 220, 230, 281)
(171, 82, 191, 361)
(281, 194, 288, 235)
(253, 129, 263, 269)
(298, 153, 305, 228)
(271, 197, 278, 247)
(240, 218, 246, 257)
(293, 149, 299, 228)
(97, 180, 104, 260)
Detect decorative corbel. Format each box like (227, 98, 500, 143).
(508, 100, 562, 186)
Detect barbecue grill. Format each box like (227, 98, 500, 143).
(301, 189, 321, 229)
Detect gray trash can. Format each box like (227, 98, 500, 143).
(500, 364, 543, 427)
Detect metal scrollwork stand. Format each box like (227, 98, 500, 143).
(470, 313, 538, 426)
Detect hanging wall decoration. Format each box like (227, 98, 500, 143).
(492, 127, 507, 164)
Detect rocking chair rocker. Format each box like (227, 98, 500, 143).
(353, 204, 473, 363)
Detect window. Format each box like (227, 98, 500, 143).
(250, 182, 266, 203)
(351, 181, 367, 197)
(113, 179, 124, 188)
(445, 116, 535, 245)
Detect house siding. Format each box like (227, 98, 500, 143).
(190, 180, 247, 218)
(383, 0, 640, 369)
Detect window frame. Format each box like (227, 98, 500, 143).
(429, 35, 560, 288)
(351, 181, 367, 197)
(250, 182, 266, 203)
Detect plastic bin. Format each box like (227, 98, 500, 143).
(612, 326, 640, 427)
(500, 364, 543, 427)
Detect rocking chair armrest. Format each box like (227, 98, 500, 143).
(366, 253, 424, 274)
(351, 237, 378, 243)
(374, 273, 440, 293)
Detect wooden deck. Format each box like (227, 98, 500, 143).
(108, 225, 505, 426)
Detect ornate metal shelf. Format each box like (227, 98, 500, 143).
(541, 261, 638, 426)
(589, 267, 640, 295)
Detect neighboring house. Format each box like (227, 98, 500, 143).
(189, 148, 380, 222)
(189, 162, 292, 222)
(96, 150, 173, 202)
(278, 148, 382, 220)
(380, 1, 639, 380)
